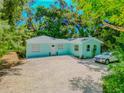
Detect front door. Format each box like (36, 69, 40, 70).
(50, 45, 56, 56)
(92, 45, 97, 57)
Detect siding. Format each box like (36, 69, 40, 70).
(26, 43, 50, 58)
(57, 43, 71, 55)
(70, 43, 81, 57)
(26, 38, 102, 58)
(81, 39, 101, 58)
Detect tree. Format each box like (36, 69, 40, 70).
(0, 0, 35, 57)
(72, 0, 124, 92)
(73, 0, 124, 48)
(32, 0, 85, 38)
(103, 21, 124, 32)
(73, 0, 124, 31)
(1, 0, 28, 30)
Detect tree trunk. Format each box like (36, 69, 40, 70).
(103, 21, 124, 32)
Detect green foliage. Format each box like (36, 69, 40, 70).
(73, 0, 124, 26)
(0, 61, 3, 65)
(1, 0, 28, 30)
(73, 0, 124, 49)
(0, 0, 32, 58)
(103, 62, 124, 93)
(73, 0, 124, 92)
(35, 7, 80, 38)
(0, 28, 35, 57)
(30, 1, 86, 38)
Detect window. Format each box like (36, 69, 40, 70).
(32, 44, 40, 52)
(52, 45, 55, 47)
(58, 44, 64, 49)
(74, 45, 79, 51)
(87, 45, 90, 51)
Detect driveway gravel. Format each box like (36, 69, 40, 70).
(0, 56, 107, 93)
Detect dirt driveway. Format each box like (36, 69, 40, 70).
(0, 56, 107, 93)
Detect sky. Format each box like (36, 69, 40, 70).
(19, 0, 74, 25)
(23, 0, 74, 17)
(19, 0, 82, 26)
(22, 0, 73, 18)
(29, 0, 82, 14)
(30, 0, 73, 8)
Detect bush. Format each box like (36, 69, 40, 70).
(103, 62, 124, 93)
(0, 29, 35, 58)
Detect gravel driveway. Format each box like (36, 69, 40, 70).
(0, 56, 107, 93)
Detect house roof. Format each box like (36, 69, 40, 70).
(54, 39, 70, 43)
(71, 38, 89, 43)
(26, 36, 70, 44)
(27, 35, 103, 44)
(71, 37, 104, 44)
(26, 36, 53, 43)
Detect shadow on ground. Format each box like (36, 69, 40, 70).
(0, 68, 22, 82)
(78, 60, 107, 74)
(69, 76, 103, 93)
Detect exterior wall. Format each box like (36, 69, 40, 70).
(26, 43, 50, 58)
(26, 43, 71, 58)
(26, 39, 102, 58)
(81, 40, 101, 58)
(57, 43, 71, 55)
(70, 43, 81, 57)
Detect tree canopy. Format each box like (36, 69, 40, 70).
(73, 0, 124, 32)
(72, 0, 124, 92)
(1, 0, 28, 30)
(73, 0, 124, 49)
(24, 0, 88, 38)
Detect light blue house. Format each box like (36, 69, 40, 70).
(26, 36, 103, 58)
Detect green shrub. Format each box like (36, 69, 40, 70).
(0, 29, 35, 58)
(103, 62, 124, 93)
(0, 61, 3, 65)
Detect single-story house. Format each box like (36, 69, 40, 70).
(26, 36, 103, 58)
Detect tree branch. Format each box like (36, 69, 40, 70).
(103, 21, 124, 32)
